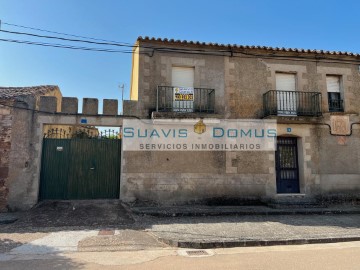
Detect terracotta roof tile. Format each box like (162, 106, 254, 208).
(137, 36, 360, 57)
(0, 85, 59, 99)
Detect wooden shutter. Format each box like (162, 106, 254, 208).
(275, 73, 297, 115)
(326, 75, 340, 93)
(276, 73, 296, 91)
(172, 67, 194, 87)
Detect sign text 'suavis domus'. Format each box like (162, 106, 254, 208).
(123, 119, 277, 151)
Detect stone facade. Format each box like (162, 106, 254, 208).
(123, 37, 360, 205)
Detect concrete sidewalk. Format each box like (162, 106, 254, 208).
(128, 204, 360, 248)
(1, 202, 360, 253)
(139, 213, 360, 249)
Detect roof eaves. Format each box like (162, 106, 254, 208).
(137, 36, 360, 57)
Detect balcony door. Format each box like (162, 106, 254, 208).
(326, 75, 343, 112)
(276, 73, 297, 116)
(172, 66, 194, 112)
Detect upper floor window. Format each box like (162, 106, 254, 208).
(326, 75, 344, 112)
(171, 66, 195, 112)
(171, 66, 194, 87)
(275, 73, 297, 116)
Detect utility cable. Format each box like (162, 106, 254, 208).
(2, 22, 360, 63)
(2, 21, 133, 45)
(0, 29, 134, 48)
(0, 38, 140, 53)
(0, 29, 215, 53)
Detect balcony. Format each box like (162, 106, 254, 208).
(328, 99, 344, 112)
(263, 90, 322, 117)
(156, 86, 215, 113)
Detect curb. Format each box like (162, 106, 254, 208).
(131, 209, 360, 217)
(157, 236, 360, 249)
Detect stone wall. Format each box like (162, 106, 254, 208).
(0, 87, 63, 212)
(7, 97, 37, 211)
(0, 96, 122, 211)
(130, 45, 226, 118)
(129, 43, 360, 118)
(0, 100, 13, 212)
(121, 122, 360, 205)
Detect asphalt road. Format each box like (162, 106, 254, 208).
(1, 241, 360, 270)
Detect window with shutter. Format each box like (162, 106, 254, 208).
(171, 67, 195, 112)
(275, 73, 297, 116)
(326, 75, 343, 112)
(171, 67, 194, 87)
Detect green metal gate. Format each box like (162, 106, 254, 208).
(39, 128, 121, 200)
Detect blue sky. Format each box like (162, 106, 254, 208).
(1, 0, 359, 112)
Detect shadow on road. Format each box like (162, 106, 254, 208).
(0, 200, 134, 233)
(0, 200, 359, 237)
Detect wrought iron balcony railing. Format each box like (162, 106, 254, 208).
(328, 99, 344, 112)
(263, 90, 322, 117)
(156, 86, 215, 113)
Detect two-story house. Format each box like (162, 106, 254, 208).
(122, 37, 360, 206)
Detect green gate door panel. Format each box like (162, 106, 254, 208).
(67, 139, 94, 200)
(80, 140, 121, 199)
(40, 138, 121, 200)
(40, 139, 71, 200)
(66, 139, 121, 199)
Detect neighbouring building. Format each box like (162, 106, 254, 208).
(0, 86, 61, 211)
(123, 36, 360, 205)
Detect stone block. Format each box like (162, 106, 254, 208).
(39, 96, 57, 113)
(302, 73, 308, 79)
(103, 99, 118, 115)
(61, 97, 78, 114)
(143, 82, 150, 90)
(0, 108, 10, 115)
(82, 98, 98, 115)
(0, 167, 9, 178)
(123, 100, 138, 116)
(0, 116, 12, 127)
(144, 69, 150, 76)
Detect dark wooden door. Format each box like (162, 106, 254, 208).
(276, 137, 300, 193)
